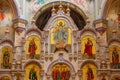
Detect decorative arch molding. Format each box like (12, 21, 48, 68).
(26, 28, 42, 38)
(80, 30, 97, 40)
(33, 1, 87, 22)
(80, 60, 99, 69)
(24, 60, 42, 70)
(44, 16, 78, 31)
(0, 74, 12, 80)
(46, 59, 76, 74)
(8, 0, 19, 18)
(108, 39, 120, 47)
(0, 39, 14, 47)
(102, 0, 119, 19)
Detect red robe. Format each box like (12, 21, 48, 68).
(84, 41, 93, 56)
(28, 41, 37, 57)
(0, 12, 5, 22)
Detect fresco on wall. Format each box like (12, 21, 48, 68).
(0, 0, 13, 26)
(0, 76, 10, 80)
(50, 19, 72, 53)
(52, 63, 70, 80)
(26, 64, 40, 80)
(110, 46, 120, 69)
(1, 46, 12, 69)
(0, 0, 14, 40)
(82, 36, 96, 59)
(82, 63, 96, 80)
(26, 35, 40, 59)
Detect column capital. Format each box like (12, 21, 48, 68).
(13, 18, 28, 29)
(94, 19, 108, 35)
(13, 18, 28, 25)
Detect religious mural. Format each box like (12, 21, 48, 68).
(50, 19, 72, 53)
(110, 46, 120, 69)
(1, 46, 12, 69)
(82, 63, 96, 80)
(0, 0, 13, 26)
(0, 76, 10, 80)
(0, 0, 14, 40)
(26, 35, 40, 59)
(82, 36, 96, 59)
(52, 63, 70, 80)
(26, 64, 40, 80)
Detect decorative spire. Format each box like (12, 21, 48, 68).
(31, 19, 37, 28)
(66, 3, 70, 16)
(57, 3, 64, 15)
(51, 3, 56, 16)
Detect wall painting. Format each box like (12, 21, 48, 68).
(26, 63, 40, 80)
(82, 63, 96, 80)
(26, 35, 40, 59)
(50, 19, 72, 53)
(52, 63, 70, 80)
(82, 36, 96, 59)
(109, 46, 120, 69)
(1, 46, 12, 69)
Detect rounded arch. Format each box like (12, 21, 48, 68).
(24, 60, 42, 70)
(108, 39, 120, 47)
(0, 75, 12, 80)
(33, 1, 87, 21)
(47, 59, 76, 74)
(102, 0, 120, 19)
(44, 16, 78, 31)
(0, 39, 14, 47)
(8, 0, 19, 18)
(33, 1, 87, 30)
(80, 60, 99, 69)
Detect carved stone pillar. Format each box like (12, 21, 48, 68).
(78, 70, 82, 80)
(41, 70, 44, 80)
(11, 74, 15, 80)
(21, 73, 25, 80)
(107, 61, 111, 69)
(46, 74, 50, 80)
(13, 18, 27, 62)
(71, 73, 76, 80)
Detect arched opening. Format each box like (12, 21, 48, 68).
(33, 1, 87, 31)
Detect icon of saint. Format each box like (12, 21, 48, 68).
(28, 38, 37, 59)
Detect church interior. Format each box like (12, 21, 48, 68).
(0, 0, 120, 80)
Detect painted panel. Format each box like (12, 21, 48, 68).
(26, 35, 40, 59)
(82, 36, 96, 59)
(1, 46, 12, 69)
(109, 46, 120, 69)
(26, 64, 40, 80)
(52, 63, 70, 80)
(50, 19, 71, 52)
(82, 63, 96, 80)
